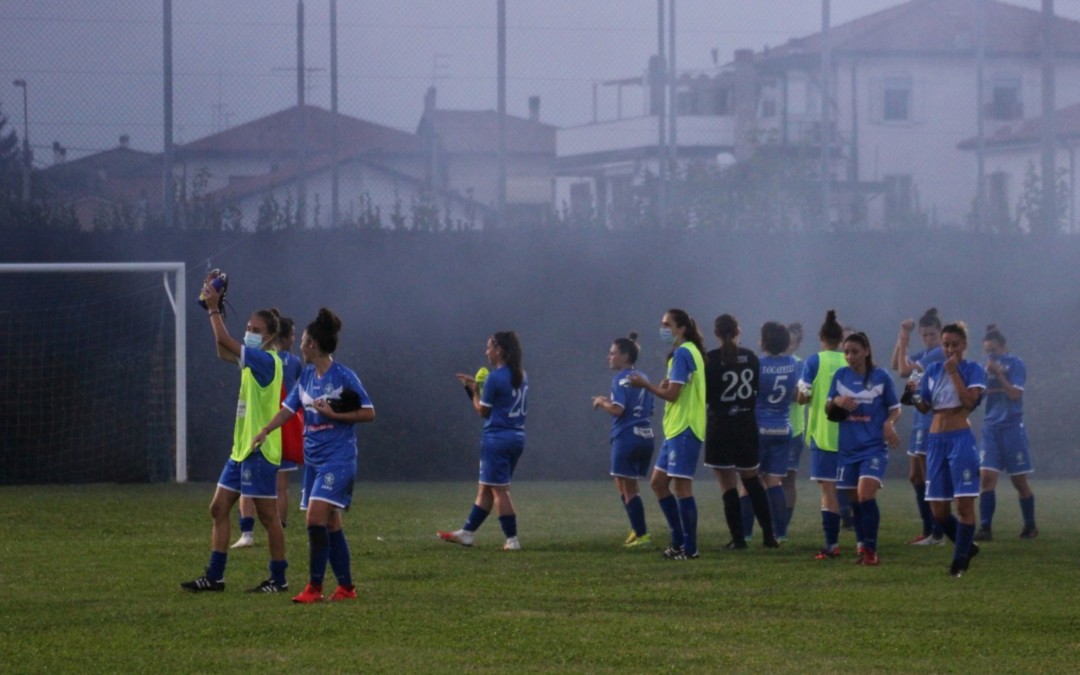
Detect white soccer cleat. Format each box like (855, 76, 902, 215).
(502, 536, 521, 551)
(230, 532, 255, 549)
(437, 529, 474, 547)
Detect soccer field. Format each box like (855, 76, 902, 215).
(0, 480, 1077, 673)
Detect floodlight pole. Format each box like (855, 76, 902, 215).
(12, 78, 30, 201)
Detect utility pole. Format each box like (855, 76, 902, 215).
(975, 0, 987, 231)
(668, 0, 677, 173)
(12, 79, 30, 202)
(657, 0, 667, 227)
(330, 0, 339, 229)
(820, 0, 832, 230)
(163, 0, 174, 228)
(1041, 0, 1057, 234)
(296, 0, 307, 228)
(496, 0, 507, 228)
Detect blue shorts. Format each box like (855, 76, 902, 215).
(906, 424, 929, 457)
(759, 431, 792, 477)
(925, 429, 980, 501)
(300, 460, 356, 510)
(809, 443, 839, 482)
(278, 459, 300, 473)
(786, 435, 804, 472)
(655, 428, 702, 480)
(217, 450, 279, 499)
(837, 453, 889, 490)
(479, 434, 525, 486)
(981, 423, 1033, 475)
(611, 427, 655, 479)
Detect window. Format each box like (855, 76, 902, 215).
(883, 77, 912, 122)
(987, 78, 1022, 121)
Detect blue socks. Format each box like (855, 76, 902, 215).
(677, 496, 698, 555)
(822, 510, 840, 549)
(740, 495, 754, 538)
(328, 529, 352, 588)
(1019, 495, 1036, 529)
(938, 514, 959, 541)
(239, 516, 255, 535)
(624, 495, 647, 537)
(307, 525, 330, 587)
(269, 558, 288, 587)
(207, 550, 227, 582)
(980, 489, 997, 528)
(464, 504, 490, 532)
(767, 486, 788, 539)
(658, 495, 684, 549)
(914, 482, 937, 536)
(860, 499, 880, 552)
(498, 514, 518, 538)
(954, 521, 975, 566)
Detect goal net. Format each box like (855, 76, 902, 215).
(0, 263, 188, 484)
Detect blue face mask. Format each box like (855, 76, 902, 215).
(659, 327, 675, 344)
(243, 331, 264, 349)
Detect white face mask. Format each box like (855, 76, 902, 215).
(243, 331, 264, 349)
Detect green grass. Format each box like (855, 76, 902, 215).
(1, 480, 1078, 673)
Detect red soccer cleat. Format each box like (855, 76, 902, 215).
(329, 584, 357, 602)
(291, 583, 324, 604)
(814, 546, 841, 560)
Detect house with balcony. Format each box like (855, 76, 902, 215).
(557, 0, 1080, 230)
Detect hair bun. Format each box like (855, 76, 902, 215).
(627, 331, 639, 342)
(826, 309, 837, 322)
(986, 323, 998, 332)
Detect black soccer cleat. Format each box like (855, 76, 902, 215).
(661, 545, 684, 559)
(247, 578, 288, 593)
(724, 539, 748, 550)
(180, 575, 225, 593)
(974, 526, 993, 542)
(1019, 526, 1039, 540)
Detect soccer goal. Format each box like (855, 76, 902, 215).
(0, 262, 188, 484)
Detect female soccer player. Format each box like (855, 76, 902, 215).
(977, 324, 1037, 540)
(796, 310, 847, 560)
(781, 323, 806, 533)
(232, 316, 303, 548)
(913, 322, 986, 577)
(253, 308, 375, 603)
(591, 332, 656, 547)
(825, 332, 901, 566)
(890, 307, 945, 546)
(439, 331, 528, 551)
(704, 314, 777, 550)
(755, 322, 799, 542)
(627, 309, 707, 560)
(180, 283, 289, 593)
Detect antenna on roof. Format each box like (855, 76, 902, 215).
(432, 53, 452, 87)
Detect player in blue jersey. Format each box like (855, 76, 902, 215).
(826, 332, 901, 566)
(890, 307, 946, 546)
(233, 316, 303, 548)
(912, 322, 987, 577)
(253, 308, 374, 603)
(591, 332, 656, 547)
(628, 309, 708, 561)
(181, 286, 289, 594)
(754, 321, 799, 542)
(976, 324, 1038, 541)
(781, 323, 806, 533)
(439, 331, 528, 551)
(797, 310, 847, 560)
(704, 314, 777, 550)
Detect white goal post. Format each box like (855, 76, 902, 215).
(0, 262, 189, 482)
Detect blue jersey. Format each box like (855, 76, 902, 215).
(240, 346, 278, 387)
(279, 350, 303, 395)
(910, 347, 945, 430)
(481, 365, 527, 441)
(756, 354, 798, 434)
(609, 368, 654, 439)
(919, 360, 987, 412)
(283, 362, 373, 466)
(984, 353, 1025, 426)
(828, 366, 900, 462)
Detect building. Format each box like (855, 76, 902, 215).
(557, 0, 1080, 230)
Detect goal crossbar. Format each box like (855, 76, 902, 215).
(0, 262, 189, 482)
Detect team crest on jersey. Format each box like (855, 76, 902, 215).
(323, 472, 336, 488)
(962, 469, 972, 482)
(669, 449, 678, 464)
(870, 457, 880, 470)
(242, 467, 253, 483)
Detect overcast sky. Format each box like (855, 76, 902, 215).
(2, 0, 1078, 160)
